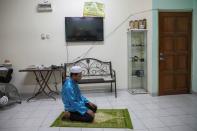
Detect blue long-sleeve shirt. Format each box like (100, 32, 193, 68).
(61, 78, 89, 115)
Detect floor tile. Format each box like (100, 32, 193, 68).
(158, 116, 184, 126)
(82, 128, 103, 131)
(133, 110, 155, 119)
(131, 118, 147, 130)
(148, 127, 172, 131)
(60, 127, 81, 131)
(2, 118, 26, 128)
(103, 128, 126, 131)
(38, 127, 60, 131)
(140, 118, 165, 128)
(1, 127, 39, 131)
(23, 118, 45, 127)
(169, 125, 196, 131)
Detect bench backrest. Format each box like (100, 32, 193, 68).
(64, 58, 112, 77)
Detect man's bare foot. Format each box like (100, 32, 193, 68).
(87, 109, 95, 118)
(62, 111, 70, 121)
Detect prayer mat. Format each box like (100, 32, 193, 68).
(51, 109, 133, 129)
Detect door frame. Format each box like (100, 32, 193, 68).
(158, 11, 193, 96)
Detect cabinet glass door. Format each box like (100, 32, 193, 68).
(128, 30, 147, 94)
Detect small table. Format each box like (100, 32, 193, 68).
(19, 67, 63, 102)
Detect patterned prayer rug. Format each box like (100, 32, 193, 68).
(51, 109, 133, 129)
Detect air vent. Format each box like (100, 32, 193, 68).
(37, 3, 52, 12)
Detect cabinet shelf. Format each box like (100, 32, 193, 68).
(129, 60, 145, 63)
(127, 30, 147, 94)
(131, 45, 145, 47)
(127, 29, 148, 32)
(129, 75, 145, 78)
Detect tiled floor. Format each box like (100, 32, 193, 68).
(0, 90, 197, 131)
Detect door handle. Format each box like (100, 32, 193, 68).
(160, 52, 165, 61)
(160, 57, 165, 61)
(160, 53, 164, 56)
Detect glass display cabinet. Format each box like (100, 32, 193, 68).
(127, 29, 147, 94)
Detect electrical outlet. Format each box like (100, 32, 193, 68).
(46, 34, 50, 39)
(41, 33, 45, 40)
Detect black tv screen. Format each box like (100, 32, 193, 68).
(65, 17, 104, 42)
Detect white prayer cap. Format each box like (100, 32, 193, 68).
(70, 66, 82, 73)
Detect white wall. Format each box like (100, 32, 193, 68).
(0, 0, 152, 93)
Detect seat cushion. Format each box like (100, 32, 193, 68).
(79, 76, 114, 84)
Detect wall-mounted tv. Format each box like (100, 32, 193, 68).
(65, 17, 104, 42)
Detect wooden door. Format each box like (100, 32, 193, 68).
(159, 12, 192, 95)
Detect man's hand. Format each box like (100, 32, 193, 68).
(62, 111, 71, 121)
(87, 109, 95, 117)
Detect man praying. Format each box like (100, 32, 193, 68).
(61, 66, 97, 122)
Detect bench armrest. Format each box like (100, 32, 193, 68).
(112, 69, 116, 79)
(62, 70, 67, 85)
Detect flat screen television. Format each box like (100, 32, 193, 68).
(65, 17, 104, 42)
